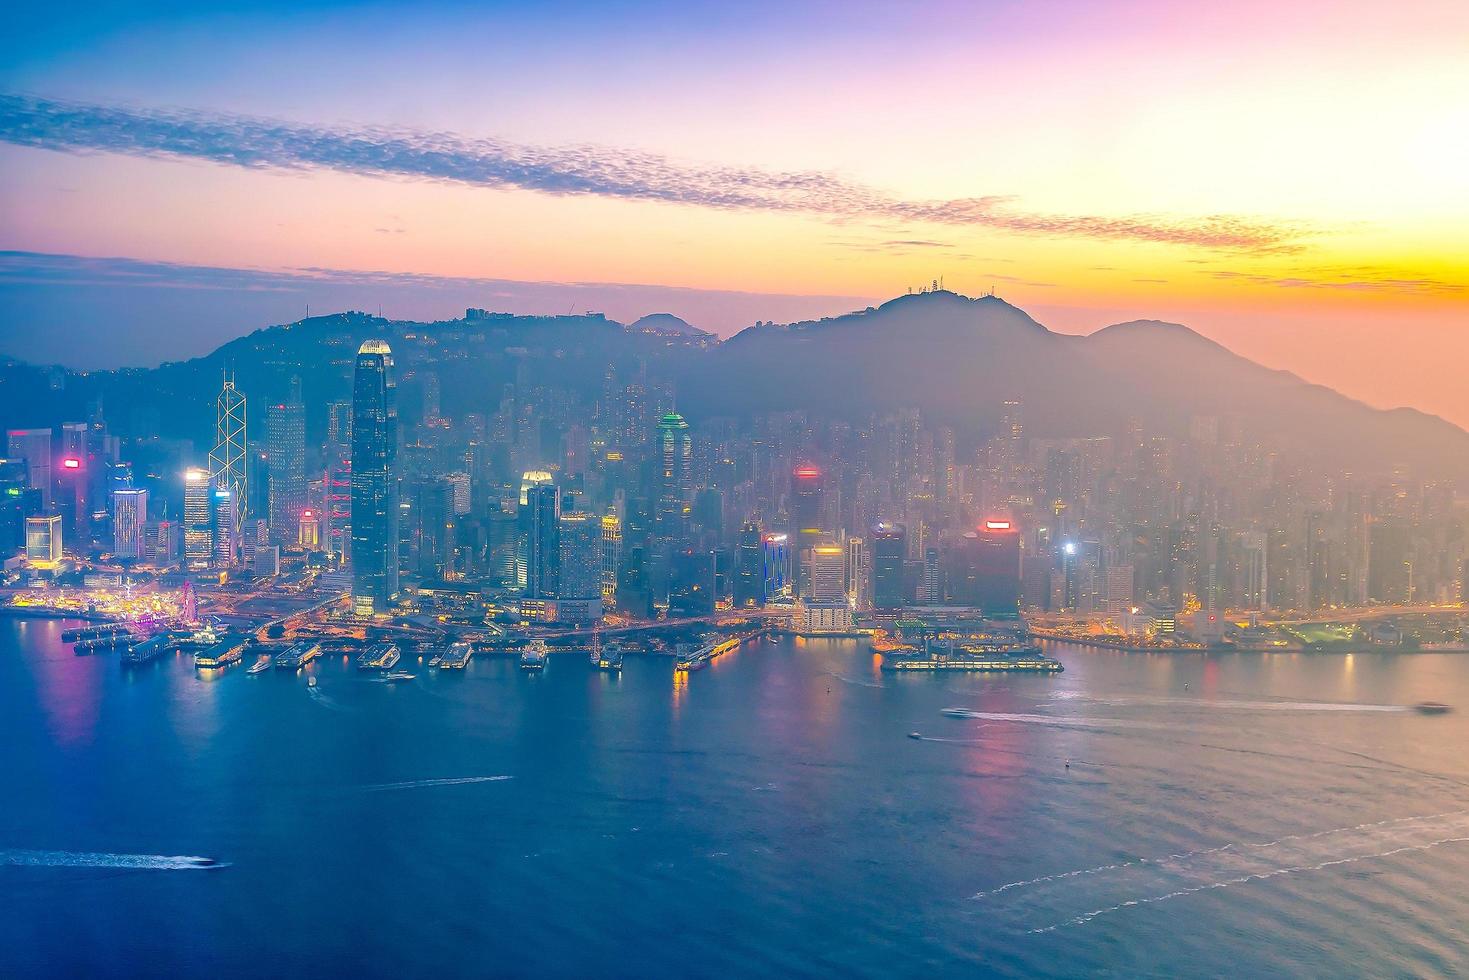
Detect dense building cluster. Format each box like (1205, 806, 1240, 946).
(2, 327, 1463, 636)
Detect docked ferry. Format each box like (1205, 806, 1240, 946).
(273, 641, 321, 671)
(519, 639, 548, 671)
(356, 642, 401, 671)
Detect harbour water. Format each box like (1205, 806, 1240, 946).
(4, 617, 1469, 976)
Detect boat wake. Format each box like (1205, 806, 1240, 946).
(307, 686, 354, 712)
(971, 808, 1469, 933)
(1, 849, 228, 870)
(361, 776, 513, 792)
(940, 711, 1159, 730)
(1045, 692, 1409, 713)
(825, 671, 883, 688)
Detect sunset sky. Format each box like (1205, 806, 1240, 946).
(1, 1, 1466, 421)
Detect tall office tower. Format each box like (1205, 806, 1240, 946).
(112, 488, 148, 559)
(973, 519, 1022, 617)
(298, 509, 320, 550)
(412, 477, 456, 579)
(521, 477, 561, 598)
(7, 428, 52, 508)
(790, 463, 826, 597)
(734, 521, 764, 607)
(558, 511, 603, 600)
(326, 400, 352, 448)
(0, 457, 34, 556)
(806, 542, 847, 603)
(1239, 530, 1269, 610)
(600, 511, 622, 610)
(57, 422, 90, 545)
(871, 522, 907, 611)
(323, 456, 351, 559)
(350, 340, 399, 614)
(655, 412, 692, 543)
(183, 467, 214, 568)
(267, 379, 307, 544)
(920, 546, 942, 603)
(1367, 519, 1411, 604)
(25, 514, 62, 564)
(761, 531, 790, 602)
(668, 547, 717, 617)
(208, 373, 248, 505)
(845, 536, 868, 610)
(445, 472, 471, 515)
(1000, 399, 1024, 484)
(211, 485, 238, 566)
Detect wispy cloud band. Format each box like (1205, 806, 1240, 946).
(0, 92, 1300, 252)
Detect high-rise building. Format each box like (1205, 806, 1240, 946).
(871, 522, 907, 610)
(521, 477, 561, 598)
(791, 463, 826, 596)
(350, 340, 399, 614)
(7, 428, 52, 509)
(1239, 530, 1268, 610)
(208, 374, 248, 507)
(558, 510, 603, 603)
(183, 466, 213, 568)
(298, 509, 320, 550)
(734, 521, 764, 607)
(112, 488, 148, 559)
(211, 486, 238, 566)
(845, 536, 867, 610)
(267, 379, 307, 544)
(655, 412, 692, 543)
(761, 531, 790, 602)
(600, 511, 622, 609)
(806, 542, 846, 604)
(25, 513, 62, 564)
(971, 519, 1021, 616)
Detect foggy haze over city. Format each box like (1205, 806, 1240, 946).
(2, 2, 1468, 977)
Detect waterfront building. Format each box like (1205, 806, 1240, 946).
(599, 511, 622, 609)
(350, 339, 399, 614)
(871, 522, 907, 610)
(112, 487, 148, 559)
(25, 513, 62, 564)
(520, 475, 560, 598)
(761, 531, 790, 602)
(791, 463, 826, 597)
(734, 521, 764, 607)
(558, 510, 603, 618)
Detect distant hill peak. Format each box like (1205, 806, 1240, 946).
(627, 313, 710, 337)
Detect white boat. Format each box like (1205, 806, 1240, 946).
(247, 655, 272, 674)
(520, 639, 548, 670)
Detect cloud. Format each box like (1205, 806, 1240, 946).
(0, 92, 1303, 253)
(1208, 267, 1464, 296)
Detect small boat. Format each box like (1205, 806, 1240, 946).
(247, 655, 272, 674)
(941, 707, 983, 719)
(908, 731, 923, 740)
(307, 676, 317, 689)
(1414, 702, 1452, 715)
(383, 670, 415, 681)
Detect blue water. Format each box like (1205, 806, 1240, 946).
(4, 617, 1469, 977)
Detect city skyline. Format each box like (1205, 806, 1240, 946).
(2, 0, 1467, 425)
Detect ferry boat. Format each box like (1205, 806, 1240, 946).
(674, 634, 742, 673)
(882, 645, 1063, 673)
(274, 641, 322, 671)
(1415, 702, 1452, 715)
(439, 641, 473, 670)
(383, 670, 416, 682)
(941, 707, 985, 718)
(519, 639, 548, 671)
(246, 654, 272, 674)
(356, 642, 401, 671)
(195, 636, 247, 670)
(594, 645, 624, 672)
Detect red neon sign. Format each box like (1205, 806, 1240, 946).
(983, 520, 1012, 530)
(62, 457, 81, 469)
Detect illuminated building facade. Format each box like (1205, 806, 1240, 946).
(350, 339, 399, 614)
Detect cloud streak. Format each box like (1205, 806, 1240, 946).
(0, 92, 1302, 253)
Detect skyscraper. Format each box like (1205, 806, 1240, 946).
(791, 463, 826, 596)
(7, 428, 52, 509)
(972, 519, 1021, 617)
(208, 374, 248, 506)
(521, 476, 560, 598)
(350, 339, 399, 614)
(112, 488, 148, 559)
(734, 521, 764, 607)
(600, 511, 622, 610)
(655, 412, 691, 543)
(183, 466, 213, 568)
(558, 510, 603, 601)
(871, 522, 907, 611)
(267, 378, 306, 544)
